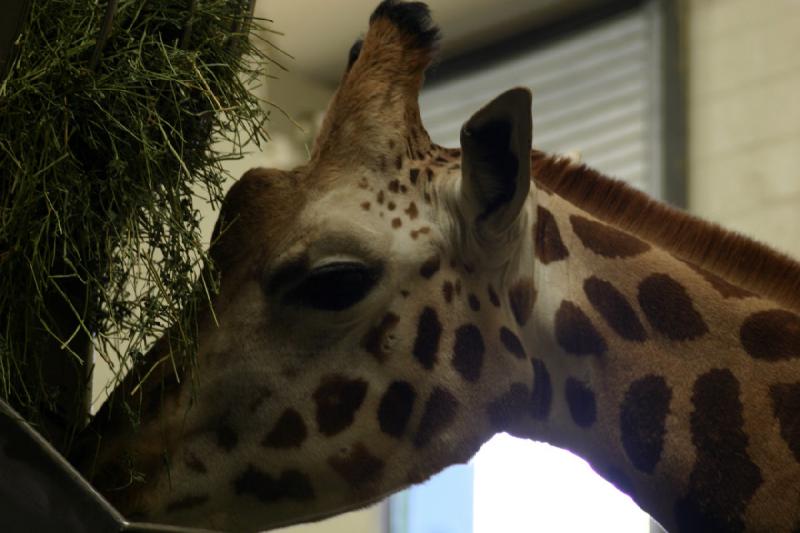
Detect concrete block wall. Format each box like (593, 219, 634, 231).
(686, 0, 800, 259)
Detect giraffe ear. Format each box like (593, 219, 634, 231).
(459, 87, 532, 241)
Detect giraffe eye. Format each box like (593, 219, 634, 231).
(286, 262, 381, 311)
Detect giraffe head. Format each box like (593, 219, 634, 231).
(91, 2, 538, 530)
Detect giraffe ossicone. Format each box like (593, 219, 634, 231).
(75, 1, 800, 532)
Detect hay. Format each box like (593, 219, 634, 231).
(0, 0, 273, 454)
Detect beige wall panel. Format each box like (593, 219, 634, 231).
(689, 136, 800, 219)
(687, 0, 800, 259)
(718, 202, 800, 257)
(689, 69, 800, 158)
(690, 9, 800, 97)
(688, 0, 783, 43)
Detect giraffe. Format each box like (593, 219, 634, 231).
(73, 1, 800, 532)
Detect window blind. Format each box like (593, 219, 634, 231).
(420, 4, 662, 196)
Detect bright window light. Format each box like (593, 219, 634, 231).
(473, 434, 651, 533)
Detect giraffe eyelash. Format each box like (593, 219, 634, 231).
(284, 262, 383, 312)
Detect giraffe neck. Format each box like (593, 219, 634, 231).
(506, 178, 800, 532)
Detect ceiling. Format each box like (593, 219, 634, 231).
(254, 0, 610, 86)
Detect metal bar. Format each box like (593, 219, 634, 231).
(658, 0, 689, 208)
(89, 0, 119, 71)
(0, 398, 123, 533)
(227, 0, 257, 52)
(0, 397, 222, 533)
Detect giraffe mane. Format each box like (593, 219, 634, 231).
(532, 150, 800, 313)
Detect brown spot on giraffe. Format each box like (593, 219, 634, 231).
(140, 375, 180, 421)
(769, 383, 800, 462)
(674, 369, 762, 532)
(412, 306, 442, 369)
(554, 301, 608, 356)
(419, 255, 440, 278)
(442, 281, 454, 303)
(388, 201, 396, 211)
(683, 261, 754, 300)
(508, 277, 536, 326)
(233, 466, 315, 503)
(620, 375, 671, 474)
(570, 214, 651, 258)
(487, 383, 530, 430)
(395, 154, 403, 170)
(413, 387, 459, 448)
(391, 217, 402, 228)
(638, 273, 708, 341)
(247, 386, 272, 413)
(499, 327, 526, 359)
(377, 380, 416, 438)
(216, 417, 238, 452)
(534, 206, 569, 264)
(281, 364, 301, 380)
(362, 312, 400, 362)
(388, 179, 400, 193)
(184, 451, 207, 475)
(313, 376, 368, 436)
(468, 293, 480, 311)
(452, 324, 484, 382)
(565, 377, 596, 428)
(404, 201, 419, 219)
(584, 276, 647, 342)
(740, 309, 800, 361)
(409, 168, 420, 184)
(487, 284, 500, 307)
(328, 443, 385, 489)
(262, 408, 307, 449)
(425, 167, 434, 182)
(530, 359, 552, 420)
(377, 190, 385, 205)
(166, 494, 210, 513)
(360, 201, 371, 211)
